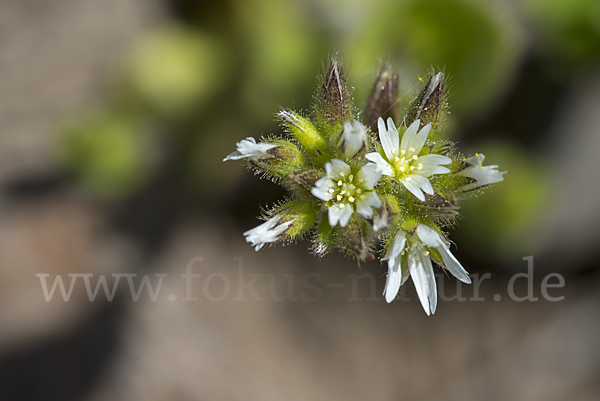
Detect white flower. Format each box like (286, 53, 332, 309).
(366, 117, 451, 201)
(457, 153, 505, 192)
(311, 159, 382, 227)
(337, 121, 366, 159)
(383, 224, 471, 315)
(244, 215, 294, 251)
(223, 137, 276, 161)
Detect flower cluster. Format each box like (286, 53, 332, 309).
(224, 58, 505, 315)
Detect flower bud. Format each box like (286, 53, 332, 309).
(413, 191, 459, 221)
(363, 65, 399, 131)
(337, 121, 367, 159)
(278, 110, 326, 153)
(339, 218, 372, 261)
(224, 137, 302, 177)
(263, 140, 304, 177)
(457, 153, 506, 192)
(405, 72, 445, 132)
(290, 170, 323, 193)
(317, 57, 353, 131)
(244, 200, 317, 251)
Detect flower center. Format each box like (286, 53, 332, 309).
(400, 238, 430, 260)
(327, 173, 364, 207)
(390, 148, 423, 181)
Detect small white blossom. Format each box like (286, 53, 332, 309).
(457, 153, 505, 192)
(244, 215, 294, 251)
(383, 224, 471, 315)
(223, 137, 276, 161)
(311, 159, 382, 227)
(337, 121, 366, 159)
(366, 117, 451, 201)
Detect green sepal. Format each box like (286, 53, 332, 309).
(278, 110, 327, 153)
(339, 216, 373, 262)
(278, 200, 317, 238)
(313, 216, 338, 257)
(264, 200, 317, 244)
(257, 140, 303, 177)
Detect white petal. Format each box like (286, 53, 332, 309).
(459, 166, 505, 191)
(355, 192, 381, 217)
(328, 204, 343, 226)
(357, 163, 382, 190)
(326, 158, 351, 179)
(438, 244, 471, 284)
(365, 152, 392, 176)
(384, 262, 403, 303)
(244, 218, 293, 251)
(338, 121, 366, 159)
(223, 137, 276, 161)
(400, 121, 431, 157)
(339, 205, 354, 227)
(458, 153, 506, 191)
(401, 174, 435, 201)
(378, 117, 398, 160)
(464, 153, 485, 168)
(311, 177, 334, 201)
(400, 177, 425, 201)
(386, 117, 400, 156)
(410, 174, 434, 195)
(415, 224, 442, 247)
(382, 230, 406, 262)
(416, 154, 452, 176)
(416, 224, 471, 284)
(409, 250, 437, 315)
(328, 203, 353, 227)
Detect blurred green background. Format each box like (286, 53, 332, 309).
(2, 0, 600, 400)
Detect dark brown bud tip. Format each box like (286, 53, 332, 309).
(363, 65, 399, 131)
(405, 72, 445, 132)
(319, 57, 352, 127)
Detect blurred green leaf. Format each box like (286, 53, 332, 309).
(524, 0, 600, 69)
(57, 110, 153, 199)
(349, 0, 519, 116)
(458, 141, 551, 260)
(116, 25, 227, 118)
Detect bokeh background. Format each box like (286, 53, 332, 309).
(1, 0, 600, 400)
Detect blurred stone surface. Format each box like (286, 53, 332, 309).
(0, 192, 139, 349)
(86, 219, 598, 401)
(0, 0, 164, 181)
(538, 76, 600, 271)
